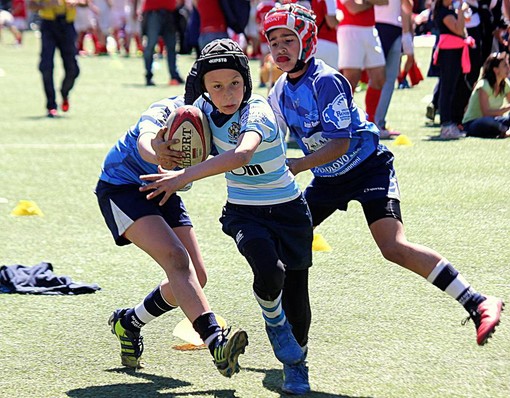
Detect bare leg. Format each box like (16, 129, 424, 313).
(124, 215, 211, 322)
(369, 217, 441, 278)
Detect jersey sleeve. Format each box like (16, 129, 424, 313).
(267, 79, 290, 138)
(241, 94, 280, 143)
(314, 72, 354, 139)
(137, 96, 185, 136)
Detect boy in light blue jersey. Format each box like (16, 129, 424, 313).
(140, 39, 314, 391)
(264, 1, 503, 383)
(96, 95, 248, 377)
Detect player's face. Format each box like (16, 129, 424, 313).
(267, 28, 302, 77)
(203, 69, 245, 115)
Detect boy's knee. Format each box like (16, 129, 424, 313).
(241, 238, 285, 300)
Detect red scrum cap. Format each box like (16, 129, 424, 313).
(263, 3, 318, 63)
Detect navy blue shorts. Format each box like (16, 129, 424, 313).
(219, 195, 313, 270)
(95, 180, 192, 246)
(305, 150, 402, 227)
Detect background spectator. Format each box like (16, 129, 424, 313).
(28, 0, 83, 117)
(137, 0, 184, 86)
(432, 0, 469, 139)
(461, 51, 510, 137)
(336, 0, 388, 123)
(194, 0, 228, 52)
(311, 0, 339, 69)
(374, 0, 414, 138)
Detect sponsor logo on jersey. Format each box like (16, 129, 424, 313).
(231, 164, 266, 176)
(313, 151, 362, 175)
(302, 131, 329, 153)
(323, 93, 350, 129)
(303, 110, 320, 128)
(228, 121, 241, 144)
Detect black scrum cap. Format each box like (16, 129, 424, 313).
(184, 39, 252, 106)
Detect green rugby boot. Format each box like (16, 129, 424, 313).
(212, 328, 249, 377)
(108, 309, 144, 369)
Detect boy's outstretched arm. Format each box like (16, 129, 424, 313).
(287, 138, 350, 176)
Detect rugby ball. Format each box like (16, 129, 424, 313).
(165, 105, 211, 168)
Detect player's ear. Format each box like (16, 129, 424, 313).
(184, 63, 201, 105)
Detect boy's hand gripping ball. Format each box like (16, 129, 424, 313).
(165, 105, 212, 168)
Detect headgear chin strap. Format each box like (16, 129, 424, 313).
(288, 60, 307, 74)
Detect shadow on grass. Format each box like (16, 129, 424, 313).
(122, 83, 163, 88)
(66, 368, 237, 398)
(423, 132, 464, 141)
(23, 114, 66, 120)
(423, 122, 466, 141)
(244, 367, 373, 398)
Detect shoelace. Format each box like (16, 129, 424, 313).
(213, 327, 232, 363)
(216, 326, 232, 343)
(461, 308, 480, 328)
(130, 333, 144, 356)
(287, 362, 308, 379)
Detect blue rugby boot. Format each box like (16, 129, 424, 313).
(282, 360, 310, 395)
(265, 321, 304, 365)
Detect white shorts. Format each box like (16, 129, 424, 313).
(124, 4, 140, 35)
(13, 17, 27, 31)
(95, 0, 111, 34)
(337, 25, 385, 70)
(74, 7, 96, 32)
(314, 39, 339, 69)
(0, 10, 14, 27)
(110, 10, 126, 30)
(245, 7, 258, 37)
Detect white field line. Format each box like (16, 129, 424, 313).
(0, 143, 111, 149)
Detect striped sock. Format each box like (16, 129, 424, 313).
(427, 259, 485, 311)
(121, 286, 177, 332)
(192, 312, 222, 355)
(254, 291, 287, 328)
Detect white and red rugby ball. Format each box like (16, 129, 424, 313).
(165, 105, 211, 168)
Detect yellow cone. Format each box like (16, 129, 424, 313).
(312, 233, 332, 252)
(172, 315, 227, 350)
(393, 134, 413, 146)
(10, 200, 44, 216)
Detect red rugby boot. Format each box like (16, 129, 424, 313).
(464, 296, 504, 345)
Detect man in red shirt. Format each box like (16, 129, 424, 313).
(194, 0, 228, 52)
(136, 0, 184, 86)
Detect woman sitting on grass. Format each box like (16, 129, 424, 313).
(461, 52, 510, 139)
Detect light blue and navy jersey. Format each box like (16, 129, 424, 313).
(268, 58, 389, 178)
(99, 96, 185, 185)
(194, 94, 300, 206)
